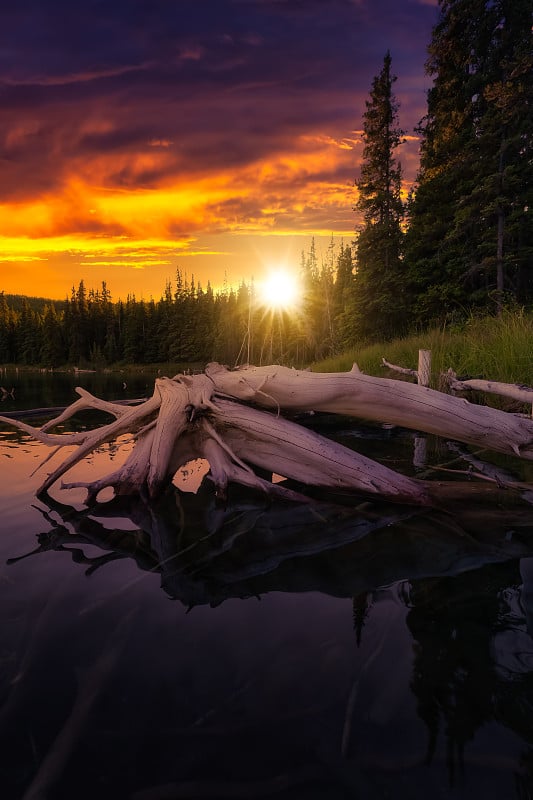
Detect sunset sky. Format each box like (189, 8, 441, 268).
(0, 0, 438, 301)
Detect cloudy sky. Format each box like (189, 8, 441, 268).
(0, 0, 438, 300)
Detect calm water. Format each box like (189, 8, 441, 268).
(1, 370, 533, 800)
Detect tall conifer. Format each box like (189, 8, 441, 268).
(353, 52, 406, 341)
(405, 0, 533, 322)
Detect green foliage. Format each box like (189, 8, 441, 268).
(312, 310, 533, 402)
(0, 240, 356, 368)
(2, 294, 68, 314)
(41, 304, 64, 368)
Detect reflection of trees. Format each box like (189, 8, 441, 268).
(408, 568, 511, 780)
(407, 564, 533, 793)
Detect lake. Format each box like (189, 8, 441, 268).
(1, 368, 533, 800)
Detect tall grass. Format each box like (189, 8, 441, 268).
(312, 310, 533, 390)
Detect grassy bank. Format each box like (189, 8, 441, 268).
(2, 311, 532, 394)
(312, 310, 533, 395)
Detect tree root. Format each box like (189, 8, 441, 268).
(1, 364, 532, 508)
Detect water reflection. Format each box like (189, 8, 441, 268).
(3, 380, 533, 798)
(11, 486, 533, 609)
(5, 487, 533, 797)
(407, 567, 533, 793)
(0, 367, 151, 415)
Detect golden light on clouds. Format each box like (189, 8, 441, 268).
(0, 130, 362, 299)
(0, 127, 427, 300)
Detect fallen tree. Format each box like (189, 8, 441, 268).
(445, 368, 533, 411)
(1, 362, 532, 507)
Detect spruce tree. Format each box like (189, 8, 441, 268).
(41, 304, 64, 367)
(333, 243, 356, 348)
(0, 292, 15, 362)
(476, 0, 533, 310)
(405, 0, 533, 323)
(353, 51, 406, 342)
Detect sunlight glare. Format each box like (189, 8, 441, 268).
(260, 270, 300, 310)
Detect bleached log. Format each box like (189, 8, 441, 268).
(33, 385, 162, 495)
(446, 369, 533, 406)
(1, 364, 532, 507)
(381, 358, 417, 378)
(418, 349, 432, 387)
(198, 427, 310, 504)
(0, 370, 431, 505)
(206, 363, 533, 459)
(40, 387, 133, 432)
(61, 427, 157, 503)
(213, 399, 430, 505)
(381, 350, 431, 387)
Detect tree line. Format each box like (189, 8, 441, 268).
(0, 243, 354, 368)
(1, 0, 531, 366)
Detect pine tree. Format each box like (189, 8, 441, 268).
(405, 0, 533, 323)
(353, 52, 406, 342)
(476, 0, 533, 310)
(67, 280, 91, 363)
(41, 304, 64, 367)
(17, 299, 41, 364)
(333, 243, 357, 348)
(0, 292, 15, 362)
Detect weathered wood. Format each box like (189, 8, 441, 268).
(1, 362, 532, 507)
(446, 368, 533, 407)
(381, 349, 431, 386)
(213, 399, 430, 504)
(417, 349, 431, 387)
(206, 363, 533, 459)
(381, 358, 417, 378)
(0, 373, 428, 504)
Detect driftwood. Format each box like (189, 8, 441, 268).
(1, 362, 532, 507)
(446, 368, 533, 409)
(206, 363, 533, 458)
(380, 358, 418, 379)
(381, 350, 432, 386)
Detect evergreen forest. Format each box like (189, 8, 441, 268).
(1, 0, 531, 368)
(0, 241, 351, 368)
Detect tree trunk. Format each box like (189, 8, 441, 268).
(206, 363, 533, 459)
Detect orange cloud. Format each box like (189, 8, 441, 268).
(0, 121, 422, 299)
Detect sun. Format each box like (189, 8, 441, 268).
(259, 270, 300, 310)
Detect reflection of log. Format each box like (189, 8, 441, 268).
(14, 488, 533, 610)
(0, 363, 532, 506)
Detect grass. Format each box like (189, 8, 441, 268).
(3, 310, 532, 394)
(312, 310, 533, 401)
